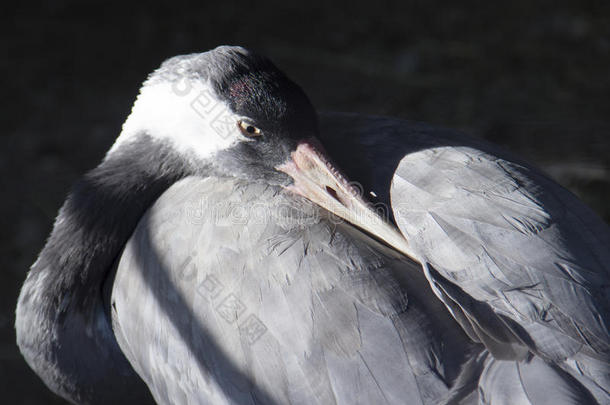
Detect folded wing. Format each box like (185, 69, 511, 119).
(391, 145, 610, 402)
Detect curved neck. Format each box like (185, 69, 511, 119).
(16, 135, 193, 404)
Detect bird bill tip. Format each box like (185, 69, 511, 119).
(276, 141, 417, 261)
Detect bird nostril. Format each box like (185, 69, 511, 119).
(325, 186, 345, 206)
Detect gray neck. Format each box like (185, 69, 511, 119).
(16, 135, 193, 404)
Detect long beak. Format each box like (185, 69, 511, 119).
(276, 140, 418, 263)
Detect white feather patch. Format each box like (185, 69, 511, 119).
(109, 80, 249, 159)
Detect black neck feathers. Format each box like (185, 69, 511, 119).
(16, 134, 193, 404)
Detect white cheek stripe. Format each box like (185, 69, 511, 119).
(108, 81, 247, 159)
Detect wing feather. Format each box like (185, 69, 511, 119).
(391, 145, 610, 397)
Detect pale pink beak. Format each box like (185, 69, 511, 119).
(276, 140, 417, 261)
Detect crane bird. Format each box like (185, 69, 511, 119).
(16, 46, 609, 404)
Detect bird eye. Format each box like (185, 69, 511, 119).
(237, 121, 262, 138)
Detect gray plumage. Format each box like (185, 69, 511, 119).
(111, 176, 477, 404)
(323, 112, 610, 404)
(321, 112, 610, 403)
(16, 46, 609, 405)
(387, 121, 610, 403)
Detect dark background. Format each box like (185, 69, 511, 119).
(2, 1, 609, 403)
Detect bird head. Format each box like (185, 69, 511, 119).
(112, 45, 413, 257)
(113, 46, 315, 184)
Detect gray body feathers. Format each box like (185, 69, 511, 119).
(111, 176, 477, 404)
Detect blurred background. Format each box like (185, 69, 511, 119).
(2, 1, 609, 402)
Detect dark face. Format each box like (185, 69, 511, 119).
(200, 47, 319, 185)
